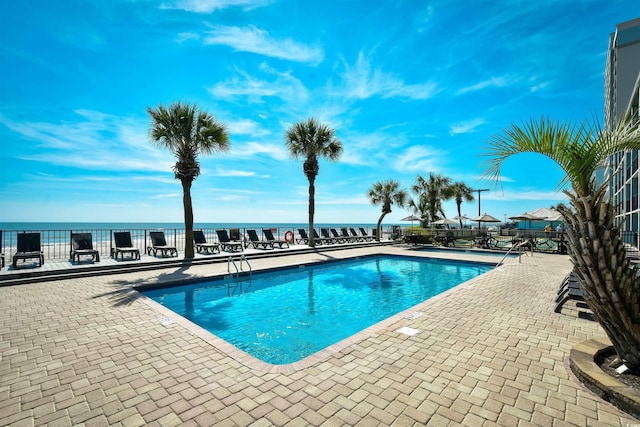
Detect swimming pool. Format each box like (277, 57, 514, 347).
(141, 255, 493, 365)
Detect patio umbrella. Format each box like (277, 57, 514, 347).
(509, 213, 545, 220)
(400, 214, 421, 227)
(431, 218, 457, 226)
(509, 212, 546, 229)
(452, 215, 469, 227)
(471, 213, 501, 228)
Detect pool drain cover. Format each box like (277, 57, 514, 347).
(397, 326, 419, 336)
(404, 312, 423, 320)
(159, 317, 174, 326)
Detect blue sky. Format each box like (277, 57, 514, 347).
(1, 0, 638, 224)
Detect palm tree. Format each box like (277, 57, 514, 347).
(367, 180, 408, 241)
(408, 193, 429, 228)
(412, 173, 451, 226)
(147, 102, 229, 258)
(285, 118, 343, 247)
(448, 181, 475, 228)
(482, 116, 640, 371)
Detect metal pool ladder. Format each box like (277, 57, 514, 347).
(227, 254, 252, 278)
(496, 241, 529, 266)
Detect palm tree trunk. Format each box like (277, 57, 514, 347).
(376, 214, 386, 242)
(182, 179, 195, 259)
(377, 203, 392, 242)
(308, 177, 315, 247)
(562, 187, 640, 371)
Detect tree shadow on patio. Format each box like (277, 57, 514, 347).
(91, 264, 197, 306)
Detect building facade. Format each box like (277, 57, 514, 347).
(604, 17, 640, 246)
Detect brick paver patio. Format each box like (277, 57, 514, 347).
(1, 245, 636, 426)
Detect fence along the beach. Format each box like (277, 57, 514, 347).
(0, 225, 382, 262)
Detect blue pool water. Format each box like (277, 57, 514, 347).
(418, 247, 519, 258)
(142, 255, 493, 365)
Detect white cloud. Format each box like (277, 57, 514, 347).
(160, 0, 271, 13)
(219, 194, 250, 201)
(449, 118, 487, 135)
(204, 25, 323, 64)
(214, 169, 256, 177)
(176, 32, 200, 43)
(152, 193, 181, 199)
(226, 119, 271, 137)
(229, 142, 289, 161)
(0, 111, 172, 172)
(341, 52, 440, 100)
(456, 76, 509, 95)
(392, 145, 446, 173)
(485, 189, 567, 202)
(530, 81, 550, 92)
(208, 65, 309, 103)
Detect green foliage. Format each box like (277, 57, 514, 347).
(147, 102, 229, 183)
(481, 114, 640, 371)
(368, 180, 408, 241)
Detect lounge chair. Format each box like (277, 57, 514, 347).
(340, 227, 356, 243)
(230, 228, 242, 242)
(247, 229, 273, 249)
(112, 231, 140, 260)
(262, 229, 289, 248)
(435, 231, 456, 247)
(297, 229, 310, 244)
(349, 228, 364, 242)
(147, 231, 178, 257)
(216, 229, 243, 252)
(320, 228, 334, 243)
(194, 230, 220, 254)
(359, 227, 375, 241)
(315, 229, 331, 244)
(12, 232, 44, 268)
(330, 228, 346, 243)
(555, 271, 588, 313)
(0, 230, 4, 268)
(70, 232, 100, 263)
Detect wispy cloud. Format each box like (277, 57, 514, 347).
(214, 169, 256, 177)
(449, 118, 487, 135)
(204, 25, 323, 64)
(341, 52, 440, 100)
(226, 118, 272, 137)
(152, 193, 181, 199)
(176, 32, 200, 43)
(208, 64, 309, 103)
(392, 145, 446, 173)
(0, 111, 171, 172)
(338, 127, 409, 166)
(456, 76, 509, 95)
(245, 142, 288, 161)
(161, 0, 272, 13)
(486, 189, 568, 202)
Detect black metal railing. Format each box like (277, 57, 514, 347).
(0, 226, 380, 262)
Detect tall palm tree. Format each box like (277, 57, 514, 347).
(367, 180, 408, 241)
(449, 181, 475, 228)
(412, 173, 451, 226)
(482, 116, 640, 372)
(147, 102, 229, 258)
(285, 118, 342, 247)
